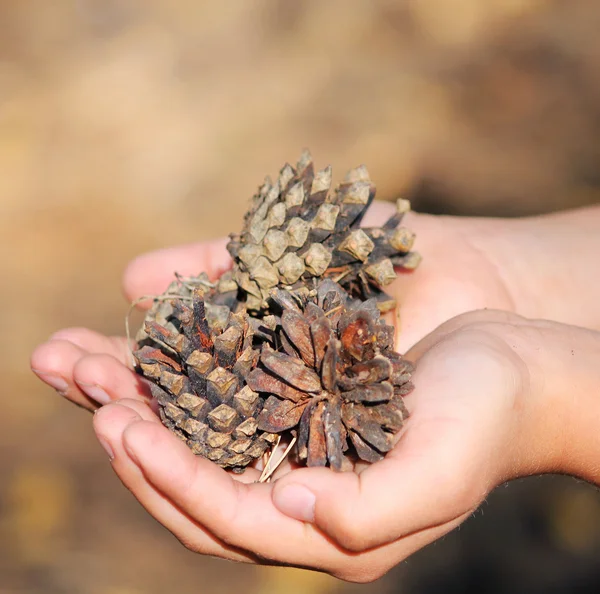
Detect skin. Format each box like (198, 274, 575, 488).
(30, 202, 600, 583)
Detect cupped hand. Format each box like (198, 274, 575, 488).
(90, 310, 565, 582)
(30, 202, 519, 410)
(29, 201, 584, 581)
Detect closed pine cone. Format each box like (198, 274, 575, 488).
(223, 150, 421, 313)
(133, 275, 278, 473)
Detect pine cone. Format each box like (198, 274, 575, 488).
(133, 276, 278, 473)
(132, 152, 419, 473)
(248, 279, 413, 470)
(225, 150, 421, 313)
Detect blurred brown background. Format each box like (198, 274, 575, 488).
(3, 1, 600, 592)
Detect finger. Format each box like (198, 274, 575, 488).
(94, 401, 256, 563)
(121, 416, 477, 580)
(99, 399, 262, 482)
(271, 427, 481, 553)
(123, 238, 231, 306)
(48, 327, 134, 367)
(31, 339, 98, 411)
(121, 420, 354, 569)
(271, 338, 517, 551)
(31, 327, 141, 410)
(73, 353, 152, 406)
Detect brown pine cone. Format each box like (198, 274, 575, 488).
(224, 150, 421, 313)
(248, 279, 413, 470)
(133, 276, 278, 473)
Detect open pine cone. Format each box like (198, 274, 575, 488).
(133, 276, 278, 473)
(223, 150, 421, 313)
(248, 280, 413, 470)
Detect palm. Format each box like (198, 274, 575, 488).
(384, 210, 515, 352)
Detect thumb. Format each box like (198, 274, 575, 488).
(272, 338, 515, 551)
(271, 419, 480, 552)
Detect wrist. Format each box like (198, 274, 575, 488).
(552, 327, 600, 485)
(508, 322, 600, 485)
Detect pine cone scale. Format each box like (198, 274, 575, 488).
(246, 368, 307, 403)
(257, 396, 308, 433)
(344, 382, 394, 403)
(260, 347, 322, 393)
(323, 401, 345, 471)
(281, 309, 315, 366)
(307, 401, 328, 468)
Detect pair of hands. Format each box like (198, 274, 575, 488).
(31, 203, 589, 582)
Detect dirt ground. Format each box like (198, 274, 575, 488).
(2, 1, 600, 593)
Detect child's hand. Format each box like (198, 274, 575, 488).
(30, 203, 520, 409)
(28, 199, 600, 581)
(90, 311, 600, 582)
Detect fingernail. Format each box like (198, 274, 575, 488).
(32, 371, 69, 393)
(78, 383, 111, 405)
(273, 484, 316, 523)
(97, 436, 114, 461)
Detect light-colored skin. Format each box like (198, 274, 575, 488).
(30, 202, 600, 583)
